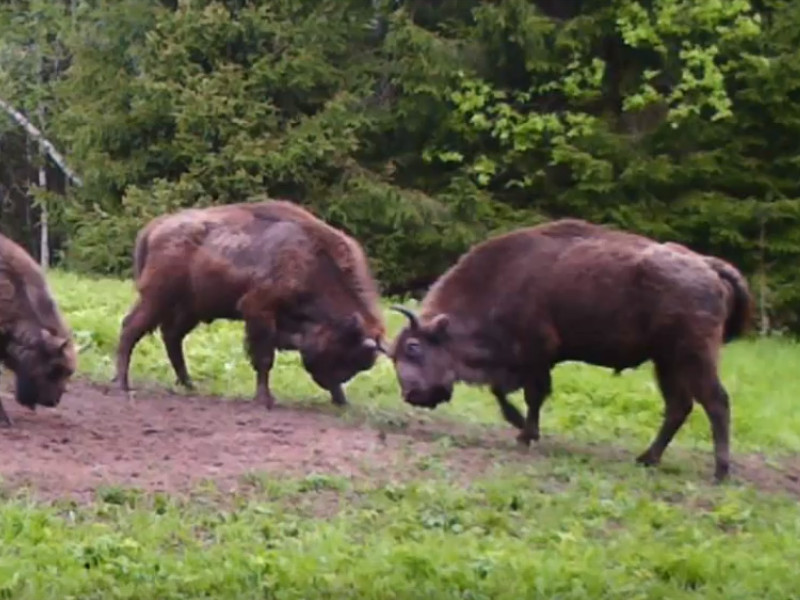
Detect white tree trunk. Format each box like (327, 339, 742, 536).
(38, 161, 49, 269)
(0, 97, 82, 187)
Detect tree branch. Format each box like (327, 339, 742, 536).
(0, 97, 83, 187)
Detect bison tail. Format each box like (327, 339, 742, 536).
(132, 228, 150, 280)
(708, 258, 754, 343)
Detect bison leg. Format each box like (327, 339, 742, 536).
(113, 298, 161, 391)
(517, 371, 552, 445)
(637, 361, 693, 469)
(160, 311, 198, 389)
(693, 371, 731, 482)
(244, 318, 278, 410)
(329, 384, 348, 407)
(491, 386, 525, 430)
(0, 398, 11, 427)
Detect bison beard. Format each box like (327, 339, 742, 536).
(388, 219, 754, 483)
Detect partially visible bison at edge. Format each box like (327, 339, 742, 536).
(0, 233, 77, 426)
(113, 199, 387, 408)
(388, 219, 754, 482)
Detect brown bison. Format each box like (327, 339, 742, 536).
(113, 199, 387, 408)
(389, 219, 753, 481)
(0, 234, 76, 426)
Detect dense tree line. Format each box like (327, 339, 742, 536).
(2, 0, 800, 331)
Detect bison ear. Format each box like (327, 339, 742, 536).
(41, 329, 69, 355)
(427, 313, 450, 342)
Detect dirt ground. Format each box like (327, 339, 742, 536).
(1, 379, 800, 502)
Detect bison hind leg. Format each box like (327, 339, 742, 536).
(113, 298, 162, 392)
(638, 354, 731, 483)
(693, 372, 731, 483)
(637, 360, 694, 469)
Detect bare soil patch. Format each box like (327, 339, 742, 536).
(0, 379, 505, 502)
(1, 379, 799, 502)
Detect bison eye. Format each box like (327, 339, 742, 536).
(404, 339, 423, 360)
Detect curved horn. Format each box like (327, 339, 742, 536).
(390, 305, 420, 330)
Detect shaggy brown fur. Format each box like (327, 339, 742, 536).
(114, 199, 387, 408)
(0, 234, 77, 425)
(389, 219, 753, 482)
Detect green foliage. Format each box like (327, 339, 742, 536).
(3, 1, 800, 328)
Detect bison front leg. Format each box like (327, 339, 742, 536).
(328, 384, 348, 407)
(491, 386, 525, 430)
(244, 318, 278, 410)
(517, 371, 552, 446)
(0, 398, 11, 427)
(160, 311, 198, 390)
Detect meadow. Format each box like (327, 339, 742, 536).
(1, 270, 800, 598)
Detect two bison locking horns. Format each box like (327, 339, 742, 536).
(0, 200, 754, 482)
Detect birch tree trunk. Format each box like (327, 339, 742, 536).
(38, 157, 49, 269)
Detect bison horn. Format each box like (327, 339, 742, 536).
(363, 337, 378, 350)
(390, 305, 420, 330)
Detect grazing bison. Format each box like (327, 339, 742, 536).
(113, 199, 387, 408)
(389, 219, 753, 481)
(0, 234, 76, 426)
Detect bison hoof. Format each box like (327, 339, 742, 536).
(714, 463, 731, 484)
(329, 388, 348, 407)
(257, 393, 276, 411)
(112, 378, 131, 393)
(515, 427, 540, 446)
(177, 379, 195, 391)
(635, 451, 659, 468)
(0, 417, 12, 428)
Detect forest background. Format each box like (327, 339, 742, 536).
(2, 0, 800, 332)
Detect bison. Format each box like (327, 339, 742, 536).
(0, 233, 77, 426)
(388, 219, 753, 481)
(113, 199, 387, 408)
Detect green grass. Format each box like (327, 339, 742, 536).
(1, 269, 800, 598)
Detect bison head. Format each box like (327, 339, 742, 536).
(1, 326, 76, 409)
(389, 306, 455, 409)
(299, 312, 386, 392)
